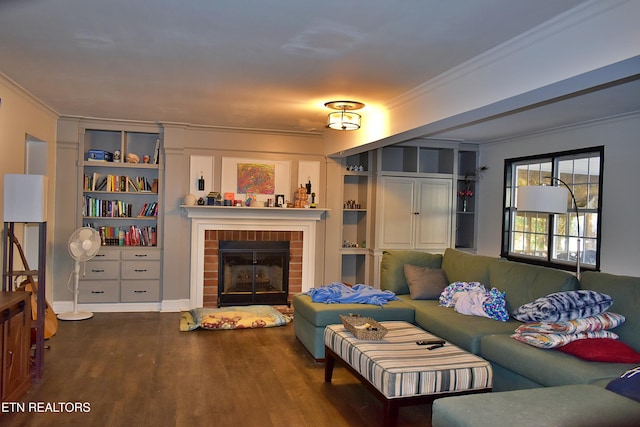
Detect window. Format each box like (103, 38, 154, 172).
(501, 147, 603, 272)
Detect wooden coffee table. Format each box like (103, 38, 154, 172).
(324, 321, 492, 427)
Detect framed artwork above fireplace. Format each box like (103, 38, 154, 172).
(221, 157, 290, 203)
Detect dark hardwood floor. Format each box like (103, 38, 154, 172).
(2, 312, 433, 427)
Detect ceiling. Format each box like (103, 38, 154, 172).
(2, 0, 637, 142)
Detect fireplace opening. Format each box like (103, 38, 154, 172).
(218, 240, 290, 307)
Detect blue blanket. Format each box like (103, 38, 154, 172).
(305, 282, 398, 306)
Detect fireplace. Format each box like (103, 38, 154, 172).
(218, 240, 289, 307)
(182, 205, 327, 309)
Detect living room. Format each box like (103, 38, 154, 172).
(1, 1, 640, 425)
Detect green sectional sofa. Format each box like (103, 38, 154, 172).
(293, 248, 640, 425)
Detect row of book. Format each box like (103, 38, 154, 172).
(85, 225, 157, 247)
(83, 197, 157, 218)
(84, 173, 156, 193)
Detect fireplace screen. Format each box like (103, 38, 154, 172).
(218, 240, 289, 306)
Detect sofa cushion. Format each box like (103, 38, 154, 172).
(558, 339, 640, 363)
(580, 271, 640, 352)
(432, 384, 640, 427)
(403, 264, 448, 299)
(379, 250, 442, 294)
(440, 248, 495, 284)
(399, 295, 518, 354)
(607, 367, 640, 403)
(292, 294, 414, 326)
(489, 259, 579, 313)
(512, 290, 613, 322)
(481, 334, 634, 387)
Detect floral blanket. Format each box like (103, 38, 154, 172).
(180, 305, 291, 331)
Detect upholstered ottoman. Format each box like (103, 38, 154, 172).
(292, 294, 414, 360)
(324, 321, 492, 427)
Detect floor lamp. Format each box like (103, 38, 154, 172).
(516, 178, 581, 279)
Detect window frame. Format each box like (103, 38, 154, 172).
(501, 146, 604, 273)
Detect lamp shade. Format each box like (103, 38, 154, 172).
(516, 185, 568, 213)
(3, 174, 48, 222)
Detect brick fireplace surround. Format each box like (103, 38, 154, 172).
(203, 230, 303, 307)
(183, 206, 327, 309)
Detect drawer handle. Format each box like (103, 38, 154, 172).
(134, 290, 147, 294)
(91, 269, 105, 273)
(134, 269, 148, 272)
(134, 254, 148, 257)
(95, 254, 106, 257)
(91, 291, 105, 294)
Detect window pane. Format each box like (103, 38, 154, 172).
(503, 147, 602, 272)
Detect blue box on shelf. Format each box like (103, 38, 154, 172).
(87, 149, 113, 162)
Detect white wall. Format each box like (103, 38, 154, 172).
(477, 112, 640, 276)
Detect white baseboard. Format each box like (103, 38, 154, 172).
(52, 299, 191, 314)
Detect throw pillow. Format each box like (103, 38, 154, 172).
(512, 290, 613, 322)
(511, 330, 619, 349)
(558, 338, 640, 363)
(515, 312, 626, 335)
(403, 264, 449, 300)
(606, 367, 640, 403)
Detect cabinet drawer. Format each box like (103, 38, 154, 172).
(120, 280, 160, 302)
(121, 261, 160, 280)
(78, 281, 119, 303)
(81, 260, 120, 280)
(90, 250, 120, 261)
(121, 250, 161, 261)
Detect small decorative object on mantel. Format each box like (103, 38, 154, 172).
(197, 197, 205, 206)
(294, 185, 309, 208)
(183, 194, 196, 206)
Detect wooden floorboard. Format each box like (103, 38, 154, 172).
(1, 312, 433, 427)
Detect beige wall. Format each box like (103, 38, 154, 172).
(0, 74, 58, 298)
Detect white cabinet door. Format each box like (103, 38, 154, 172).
(415, 179, 452, 250)
(377, 177, 416, 249)
(377, 176, 452, 250)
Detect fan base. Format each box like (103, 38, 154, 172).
(57, 311, 93, 321)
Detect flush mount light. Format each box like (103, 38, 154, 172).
(325, 100, 364, 130)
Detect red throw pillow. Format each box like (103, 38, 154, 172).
(558, 338, 640, 363)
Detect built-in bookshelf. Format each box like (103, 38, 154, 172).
(80, 129, 161, 247)
(77, 127, 163, 305)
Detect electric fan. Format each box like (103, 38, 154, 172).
(57, 227, 101, 321)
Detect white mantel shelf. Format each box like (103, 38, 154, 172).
(181, 205, 329, 220)
(183, 205, 328, 308)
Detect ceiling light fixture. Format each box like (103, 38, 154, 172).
(325, 100, 364, 130)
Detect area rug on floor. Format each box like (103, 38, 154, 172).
(180, 305, 291, 331)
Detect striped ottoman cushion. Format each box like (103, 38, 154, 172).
(324, 321, 492, 399)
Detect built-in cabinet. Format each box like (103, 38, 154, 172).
(77, 127, 163, 306)
(364, 141, 478, 286)
(376, 176, 452, 250)
(79, 248, 161, 303)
